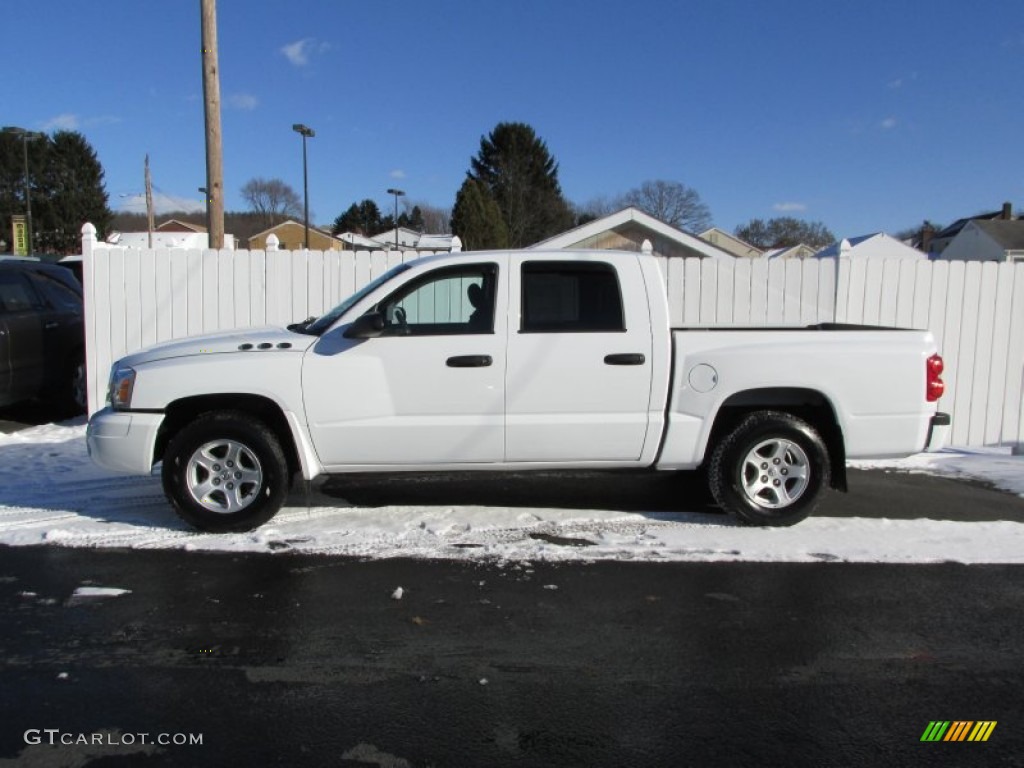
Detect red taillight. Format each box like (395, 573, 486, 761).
(926, 354, 945, 402)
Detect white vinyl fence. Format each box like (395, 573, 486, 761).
(81, 225, 1024, 449)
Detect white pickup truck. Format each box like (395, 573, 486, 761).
(87, 249, 950, 531)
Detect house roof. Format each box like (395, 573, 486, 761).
(972, 220, 1024, 251)
(814, 233, 925, 259)
(157, 219, 206, 233)
(416, 234, 457, 250)
(248, 219, 337, 241)
(371, 227, 421, 243)
(337, 232, 386, 249)
(763, 244, 815, 259)
(698, 227, 763, 257)
(934, 210, 1008, 240)
(364, 228, 456, 251)
(529, 207, 732, 259)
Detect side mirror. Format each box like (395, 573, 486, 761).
(343, 312, 385, 339)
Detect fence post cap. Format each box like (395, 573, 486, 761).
(450, 235, 462, 253)
(266, 234, 280, 251)
(641, 239, 653, 254)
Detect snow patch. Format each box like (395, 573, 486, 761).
(0, 423, 1022, 563)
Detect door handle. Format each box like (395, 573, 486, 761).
(604, 353, 645, 366)
(447, 355, 492, 368)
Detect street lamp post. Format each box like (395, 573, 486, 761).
(386, 188, 405, 251)
(292, 124, 315, 250)
(3, 126, 45, 255)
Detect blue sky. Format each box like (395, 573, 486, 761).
(3, 0, 1022, 239)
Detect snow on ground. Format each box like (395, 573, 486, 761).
(1, 420, 1023, 564)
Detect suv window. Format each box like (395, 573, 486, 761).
(521, 261, 625, 332)
(31, 271, 82, 312)
(377, 263, 497, 336)
(0, 271, 43, 313)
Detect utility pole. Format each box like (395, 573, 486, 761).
(144, 154, 155, 249)
(200, 0, 225, 249)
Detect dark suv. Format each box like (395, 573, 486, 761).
(0, 258, 86, 415)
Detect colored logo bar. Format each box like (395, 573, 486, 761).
(920, 721, 997, 742)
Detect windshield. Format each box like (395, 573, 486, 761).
(301, 262, 413, 335)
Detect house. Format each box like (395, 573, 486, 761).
(929, 202, 1016, 256)
(371, 226, 421, 250)
(936, 220, 1024, 262)
(698, 228, 763, 258)
(247, 220, 343, 251)
(814, 233, 926, 260)
(529, 207, 732, 260)
(106, 219, 237, 250)
(763, 244, 817, 260)
(368, 228, 457, 252)
(336, 232, 387, 251)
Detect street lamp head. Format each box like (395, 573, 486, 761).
(292, 123, 315, 138)
(387, 188, 405, 197)
(3, 126, 44, 140)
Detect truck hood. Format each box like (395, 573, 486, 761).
(119, 327, 317, 367)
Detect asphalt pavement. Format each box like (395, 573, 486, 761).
(1, 544, 1022, 767)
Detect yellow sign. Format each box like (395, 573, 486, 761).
(12, 215, 28, 256)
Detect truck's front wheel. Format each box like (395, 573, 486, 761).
(162, 412, 289, 532)
(708, 411, 830, 526)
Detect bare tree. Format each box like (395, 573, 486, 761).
(735, 217, 835, 249)
(572, 195, 617, 226)
(412, 201, 452, 233)
(618, 179, 711, 232)
(240, 177, 303, 227)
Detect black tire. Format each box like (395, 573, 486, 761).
(48, 352, 87, 416)
(162, 411, 289, 532)
(708, 410, 830, 527)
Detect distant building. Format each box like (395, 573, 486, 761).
(929, 202, 1017, 257)
(369, 228, 457, 252)
(106, 219, 236, 249)
(529, 207, 732, 259)
(814, 233, 926, 260)
(247, 220, 342, 251)
(763, 244, 817, 260)
(698, 228, 763, 258)
(937, 220, 1024, 262)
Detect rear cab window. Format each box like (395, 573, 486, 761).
(520, 261, 625, 333)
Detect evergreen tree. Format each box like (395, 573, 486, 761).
(332, 199, 384, 236)
(0, 130, 111, 254)
(467, 122, 572, 247)
(451, 178, 509, 251)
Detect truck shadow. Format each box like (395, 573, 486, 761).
(319, 469, 724, 518)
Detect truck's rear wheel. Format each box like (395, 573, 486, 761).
(162, 411, 289, 532)
(708, 411, 829, 527)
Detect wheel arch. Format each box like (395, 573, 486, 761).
(154, 394, 306, 480)
(705, 387, 847, 492)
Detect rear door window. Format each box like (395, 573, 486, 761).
(0, 271, 43, 313)
(521, 261, 625, 332)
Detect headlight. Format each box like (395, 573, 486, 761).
(107, 366, 136, 410)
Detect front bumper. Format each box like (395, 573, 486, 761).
(86, 408, 165, 474)
(924, 412, 951, 452)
